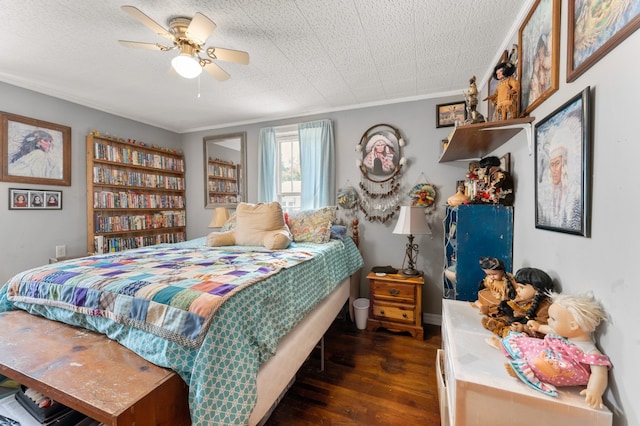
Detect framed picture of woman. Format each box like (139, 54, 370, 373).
(1, 112, 71, 186)
(359, 125, 402, 181)
(518, 0, 560, 116)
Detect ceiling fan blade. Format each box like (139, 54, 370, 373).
(119, 40, 173, 51)
(187, 13, 217, 45)
(203, 62, 230, 81)
(206, 47, 250, 65)
(121, 5, 173, 41)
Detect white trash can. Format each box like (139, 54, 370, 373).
(353, 298, 370, 330)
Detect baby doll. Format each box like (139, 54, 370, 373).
(473, 257, 516, 315)
(500, 291, 611, 409)
(482, 267, 554, 337)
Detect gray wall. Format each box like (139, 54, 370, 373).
(0, 83, 180, 280)
(1, 21, 639, 426)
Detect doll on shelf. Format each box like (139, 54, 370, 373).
(481, 267, 554, 338)
(484, 61, 519, 121)
(499, 291, 612, 409)
(473, 257, 516, 315)
(472, 156, 514, 206)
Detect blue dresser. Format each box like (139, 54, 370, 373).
(443, 204, 513, 301)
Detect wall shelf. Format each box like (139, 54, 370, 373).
(439, 117, 534, 162)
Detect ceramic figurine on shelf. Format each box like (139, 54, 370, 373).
(484, 61, 519, 121)
(447, 181, 468, 207)
(500, 291, 612, 408)
(463, 75, 485, 124)
(473, 257, 516, 315)
(481, 267, 554, 337)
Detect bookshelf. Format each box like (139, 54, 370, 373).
(206, 158, 239, 205)
(86, 133, 186, 254)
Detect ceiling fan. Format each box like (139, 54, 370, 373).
(118, 5, 249, 81)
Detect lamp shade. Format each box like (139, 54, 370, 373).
(209, 207, 230, 228)
(392, 206, 431, 235)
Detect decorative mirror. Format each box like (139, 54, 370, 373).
(356, 124, 406, 223)
(203, 132, 247, 208)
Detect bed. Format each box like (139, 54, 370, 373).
(0, 218, 363, 425)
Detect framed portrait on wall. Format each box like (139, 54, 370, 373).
(518, 0, 560, 117)
(534, 87, 591, 237)
(1, 112, 71, 186)
(9, 188, 63, 210)
(359, 125, 401, 180)
(567, 0, 640, 82)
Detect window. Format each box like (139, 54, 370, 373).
(275, 126, 301, 211)
(258, 119, 335, 210)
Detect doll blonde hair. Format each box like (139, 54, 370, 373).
(548, 291, 607, 333)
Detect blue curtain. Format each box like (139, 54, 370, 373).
(257, 127, 277, 202)
(299, 119, 335, 209)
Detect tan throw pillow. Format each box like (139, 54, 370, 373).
(206, 230, 236, 247)
(288, 206, 337, 243)
(234, 202, 292, 249)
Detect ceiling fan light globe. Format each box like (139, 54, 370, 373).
(172, 53, 202, 79)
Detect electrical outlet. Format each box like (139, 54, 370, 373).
(55, 245, 66, 258)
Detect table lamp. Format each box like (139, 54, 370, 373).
(392, 206, 431, 276)
(208, 207, 230, 229)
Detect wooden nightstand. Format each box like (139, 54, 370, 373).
(366, 271, 424, 339)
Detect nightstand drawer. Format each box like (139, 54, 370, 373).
(372, 302, 415, 323)
(370, 280, 415, 303)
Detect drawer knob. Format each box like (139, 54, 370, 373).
(402, 313, 408, 318)
(388, 288, 400, 296)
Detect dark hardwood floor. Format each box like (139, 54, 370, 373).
(264, 315, 442, 425)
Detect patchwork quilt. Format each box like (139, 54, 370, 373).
(0, 237, 363, 425)
(4, 245, 313, 348)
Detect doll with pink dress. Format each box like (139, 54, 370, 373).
(500, 291, 611, 409)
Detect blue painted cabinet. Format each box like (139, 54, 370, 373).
(443, 204, 513, 301)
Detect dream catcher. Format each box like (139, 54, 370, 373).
(356, 124, 406, 223)
(409, 173, 438, 215)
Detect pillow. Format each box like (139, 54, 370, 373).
(234, 202, 292, 249)
(288, 206, 337, 243)
(220, 211, 237, 232)
(206, 230, 236, 246)
(330, 224, 347, 241)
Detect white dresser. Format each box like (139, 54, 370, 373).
(437, 299, 613, 426)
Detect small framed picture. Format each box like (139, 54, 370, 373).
(500, 153, 511, 174)
(9, 188, 62, 210)
(436, 101, 467, 128)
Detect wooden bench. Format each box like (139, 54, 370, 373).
(0, 310, 191, 425)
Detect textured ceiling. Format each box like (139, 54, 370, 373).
(0, 0, 532, 133)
